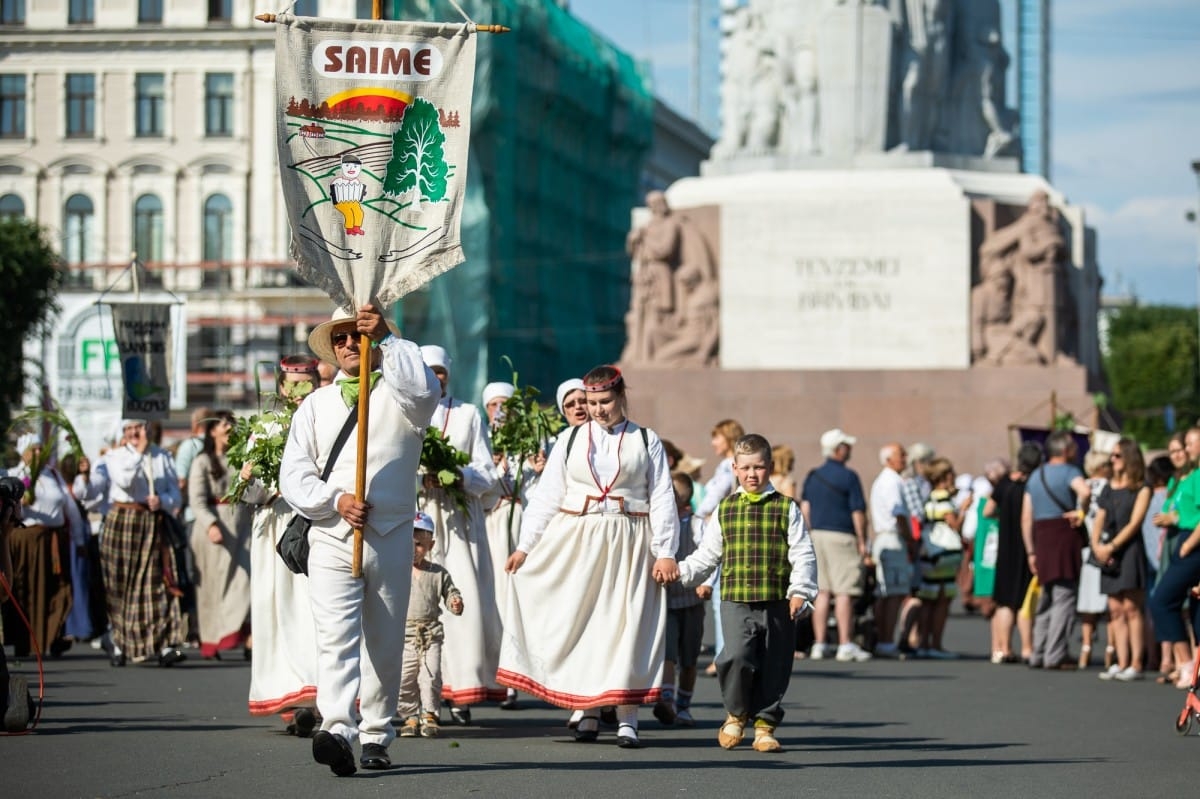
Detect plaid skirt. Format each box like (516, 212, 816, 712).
(100, 506, 184, 660)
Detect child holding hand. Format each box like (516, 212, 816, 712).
(398, 512, 463, 739)
(672, 434, 817, 753)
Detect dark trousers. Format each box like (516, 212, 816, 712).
(716, 599, 795, 726)
(1150, 538, 1200, 644)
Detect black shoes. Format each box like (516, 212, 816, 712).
(291, 707, 317, 738)
(158, 648, 187, 667)
(312, 731, 357, 777)
(3, 675, 32, 732)
(448, 706, 471, 725)
(499, 693, 519, 711)
(359, 743, 391, 770)
(574, 715, 600, 743)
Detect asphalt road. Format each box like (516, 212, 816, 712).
(2, 612, 1195, 798)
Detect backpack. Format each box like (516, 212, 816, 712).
(918, 493, 963, 583)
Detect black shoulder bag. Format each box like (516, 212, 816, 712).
(277, 405, 359, 575)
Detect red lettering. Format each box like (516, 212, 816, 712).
(380, 48, 412, 75)
(414, 49, 431, 75)
(324, 45, 343, 72)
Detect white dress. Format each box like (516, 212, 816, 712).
(420, 397, 504, 705)
(243, 484, 318, 717)
(498, 420, 679, 709)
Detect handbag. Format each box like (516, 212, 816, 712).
(1086, 529, 1123, 577)
(277, 404, 359, 575)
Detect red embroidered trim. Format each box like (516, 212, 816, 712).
(248, 687, 319, 716)
(496, 669, 662, 709)
(440, 685, 508, 704)
(586, 421, 627, 501)
(583, 368, 623, 392)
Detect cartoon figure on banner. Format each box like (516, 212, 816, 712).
(331, 154, 367, 236)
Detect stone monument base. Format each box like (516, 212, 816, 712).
(622, 364, 1095, 480)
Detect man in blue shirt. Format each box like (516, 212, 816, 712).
(801, 429, 870, 661)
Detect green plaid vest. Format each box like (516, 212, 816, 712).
(717, 492, 792, 603)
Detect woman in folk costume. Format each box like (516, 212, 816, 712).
(418, 345, 503, 723)
(240, 356, 322, 736)
(188, 410, 253, 660)
(3, 433, 77, 657)
(499, 365, 680, 749)
(101, 419, 186, 666)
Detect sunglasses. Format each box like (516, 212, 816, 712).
(332, 331, 354, 347)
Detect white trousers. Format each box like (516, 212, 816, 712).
(308, 530, 412, 746)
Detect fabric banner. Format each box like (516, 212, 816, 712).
(109, 303, 173, 421)
(274, 14, 478, 311)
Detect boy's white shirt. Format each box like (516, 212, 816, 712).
(678, 483, 818, 601)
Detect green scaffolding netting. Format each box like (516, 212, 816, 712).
(392, 0, 654, 402)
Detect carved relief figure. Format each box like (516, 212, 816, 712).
(973, 191, 1072, 366)
(622, 194, 719, 367)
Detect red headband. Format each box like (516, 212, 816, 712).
(583, 367, 623, 393)
(280, 357, 320, 374)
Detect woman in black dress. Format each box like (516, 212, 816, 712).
(1091, 437, 1151, 681)
(985, 442, 1043, 663)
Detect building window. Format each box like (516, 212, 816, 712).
(64, 194, 94, 264)
(65, 73, 95, 138)
(0, 193, 24, 220)
(294, 0, 317, 15)
(0, 74, 25, 138)
(135, 73, 165, 138)
(205, 73, 234, 137)
(208, 0, 231, 23)
(138, 0, 163, 23)
(68, 0, 93, 24)
(133, 193, 163, 263)
(203, 193, 233, 287)
(1, 0, 25, 26)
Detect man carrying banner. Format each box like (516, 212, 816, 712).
(280, 304, 439, 776)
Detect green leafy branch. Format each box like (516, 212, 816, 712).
(488, 356, 566, 548)
(421, 427, 471, 518)
(224, 399, 297, 503)
(10, 401, 87, 502)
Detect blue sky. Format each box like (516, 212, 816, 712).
(569, 0, 1200, 307)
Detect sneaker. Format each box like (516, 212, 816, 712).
(990, 651, 1006, 665)
(675, 707, 695, 727)
(399, 716, 420, 737)
(809, 643, 832, 660)
(923, 648, 959, 660)
(875, 642, 901, 659)
(3, 676, 31, 732)
(1114, 667, 1144, 682)
(420, 711, 440, 738)
(835, 642, 873, 662)
(1098, 664, 1122, 681)
(653, 698, 677, 725)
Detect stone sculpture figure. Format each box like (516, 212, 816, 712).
(941, 0, 1018, 157)
(622, 194, 720, 367)
(712, 5, 761, 158)
(894, 0, 955, 151)
(973, 191, 1071, 366)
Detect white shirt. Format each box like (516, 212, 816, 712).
(14, 465, 66, 528)
(678, 484, 818, 601)
(695, 456, 735, 520)
(105, 444, 182, 514)
(870, 466, 907, 537)
(517, 419, 679, 559)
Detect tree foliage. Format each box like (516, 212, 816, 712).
(1103, 305, 1200, 447)
(383, 97, 449, 209)
(0, 218, 63, 432)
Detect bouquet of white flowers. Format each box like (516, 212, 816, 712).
(224, 405, 294, 503)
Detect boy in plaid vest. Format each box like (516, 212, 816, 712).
(673, 434, 817, 752)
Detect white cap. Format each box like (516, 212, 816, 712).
(16, 432, 42, 454)
(955, 473, 974, 492)
(819, 428, 856, 456)
(556, 378, 585, 414)
(413, 511, 435, 532)
(420, 345, 450, 370)
(971, 475, 993, 498)
(482, 382, 515, 407)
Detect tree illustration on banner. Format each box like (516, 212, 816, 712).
(384, 97, 449, 211)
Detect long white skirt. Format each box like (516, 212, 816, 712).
(484, 498, 522, 622)
(498, 512, 666, 709)
(420, 487, 505, 705)
(247, 499, 318, 716)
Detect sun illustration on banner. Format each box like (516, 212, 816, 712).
(283, 86, 458, 263)
(122, 356, 166, 402)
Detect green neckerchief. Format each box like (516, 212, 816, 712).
(336, 371, 381, 408)
(740, 490, 766, 504)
